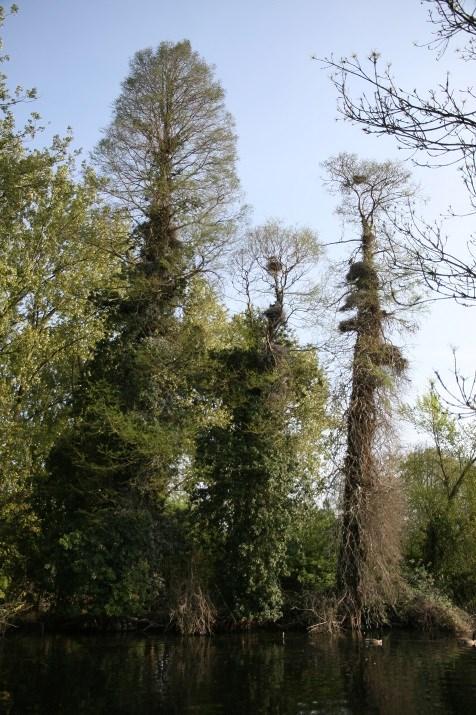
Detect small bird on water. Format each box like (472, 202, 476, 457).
(364, 637, 383, 646)
(459, 631, 476, 647)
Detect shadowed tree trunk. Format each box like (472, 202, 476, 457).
(338, 218, 391, 627)
(325, 154, 413, 628)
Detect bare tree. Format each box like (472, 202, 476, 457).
(232, 219, 322, 354)
(320, 1, 476, 304)
(434, 348, 476, 415)
(324, 154, 415, 628)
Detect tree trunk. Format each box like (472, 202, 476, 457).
(337, 218, 386, 628)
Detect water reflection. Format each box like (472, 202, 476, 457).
(1, 631, 476, 713)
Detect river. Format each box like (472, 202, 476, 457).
(1, 630, 476, 713)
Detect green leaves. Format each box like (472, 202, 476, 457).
(0, 29, 130, 609)
(193, 316, 327, 623)
(0, 140, 129, 488)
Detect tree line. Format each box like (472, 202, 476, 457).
(2, 1, 476, 634)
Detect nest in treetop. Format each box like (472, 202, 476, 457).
(343, 175, 367, 189)
(266, 256, 283, 274)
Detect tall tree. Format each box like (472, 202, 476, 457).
(40, 41, 241, 616)
(91, 39, 240, 494)
(194, 221, 327, 624)
(325, 154, 415, 628)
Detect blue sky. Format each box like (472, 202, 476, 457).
(5, 0, 476, 427)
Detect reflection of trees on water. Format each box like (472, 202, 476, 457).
(165, 634, 288, 714)
(1, 633, 476, 713)
(310, 633, 476, 715)
(0, 636, 173, 712)
(368, 637, 476, 715)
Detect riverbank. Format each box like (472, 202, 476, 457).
(4, 587, 474, 640)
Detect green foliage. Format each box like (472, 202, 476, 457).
(194, 315, 327, 623)
(34, 276, 229, 615)
(399, 560, 473, 634)
(94, 40, 242, 252)
(0, 28, 335, 631)
(39, 500, 160, 617)
(0, 13, 129, 611)
(30, 40, 241, 618)
(285, 505, 337, 593)
(402, 447, 476, 609)
(402, 389, 476, 609)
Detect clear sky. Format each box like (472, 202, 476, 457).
(5, 0, 475, 430)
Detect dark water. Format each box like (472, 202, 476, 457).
(1, 631, 476, 714)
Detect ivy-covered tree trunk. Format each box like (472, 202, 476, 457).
(194, 224, 326, 625)
(325, 154, 413, 629)
(338, 219, 387, 627)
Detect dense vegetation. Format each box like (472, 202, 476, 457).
(2, 1, 476, 635)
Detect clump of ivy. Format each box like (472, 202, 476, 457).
(193, 311, 327, 625)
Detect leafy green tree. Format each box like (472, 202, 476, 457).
(402, 389, 476, 607)
(37, 277, 229, 616)
(94, 40, 241, 257)
(0, 7, 129, 608)
(38, 41, 241, 616)
(284, 503, 338, 594)
(90, 39, 241, 491)
(194, 316, 327, 623)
